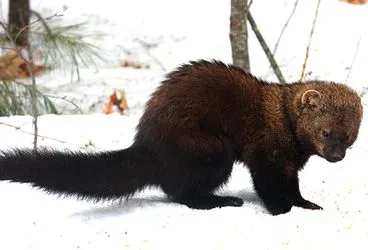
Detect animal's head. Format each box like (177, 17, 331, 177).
(295, 83, 363, 163)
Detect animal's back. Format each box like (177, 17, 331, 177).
(134, 60, 265, 152)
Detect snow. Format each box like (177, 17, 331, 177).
(0, 0, 368, 249)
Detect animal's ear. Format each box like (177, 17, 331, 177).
(301, 89, 322, 108)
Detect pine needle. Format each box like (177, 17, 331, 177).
(0, 79, 58, 116)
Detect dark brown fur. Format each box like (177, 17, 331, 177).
(0, 60, 363, 215)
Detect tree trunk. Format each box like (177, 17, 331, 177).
(8, 0, 30, 46)
(230, 0, 250, 72)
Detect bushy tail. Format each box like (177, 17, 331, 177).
(0, 146, 157, 201)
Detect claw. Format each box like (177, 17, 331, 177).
(294, 198, 323, 210)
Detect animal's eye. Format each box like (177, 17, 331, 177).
(322, 130, 331, 138)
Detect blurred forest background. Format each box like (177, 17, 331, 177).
(0, 0, 367, 149)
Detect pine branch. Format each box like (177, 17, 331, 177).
(0, 21, 39, 150)
(0, 79, 57, 115)
(14, 10, 64, 46)
(2, 11, 106, 78)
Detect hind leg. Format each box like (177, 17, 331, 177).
(160, 135, 243, 209)
(163, 176, 245, 210)
(161, 131, 243, 209)
(161, 159, 244, 209)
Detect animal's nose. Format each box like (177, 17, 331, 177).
(329, 151, 345, 162)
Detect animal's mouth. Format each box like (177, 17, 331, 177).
(323, 150, 346, 163)
(325, 155, 344, 163)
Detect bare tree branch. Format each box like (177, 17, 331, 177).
(27, 42, 39, 150)
(0, 121, 67, 144)
(273, 0, 300, 56)
(248, 12, 286, 83)
(0, 20, 39, 151)
(300, 0, 322, 81)
(46, 94, 83, 113)
(135, 39, 166, 72)
(15, 11, 64, 45)
(345, 36, 362, 84)
(0, 21, 15, 44)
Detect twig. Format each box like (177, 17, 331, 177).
(15, 10, 64, 44)
(345, 36, 362, 84)
(0, 20, 39, 151)
(27, 45, 39, 150)
(299, 0, 322, 81)
(0, 121, 67, 144)
(248, 12, 286, 83)
(273, 0, 300, 56)
(31, 10, 80, 82)
(248, 0, 254, 8)
(46, 94, 83, 113)
(0, 21, 14, 43)
(135, 39, 166, 72)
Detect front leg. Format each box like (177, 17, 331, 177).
(251, 164, 322, 215)
(251, 167, 294, 216)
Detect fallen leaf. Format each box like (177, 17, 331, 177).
(102, 88, 128, 115)
(120, 60, 150, 69)
(339, 0, 368, 5)
(0, 50, 49, 80)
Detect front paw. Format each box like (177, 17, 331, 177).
(294, 198, 323, 210)
(265, 199, 293, 216)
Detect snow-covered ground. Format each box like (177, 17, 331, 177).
(0, 0, 368, 249)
